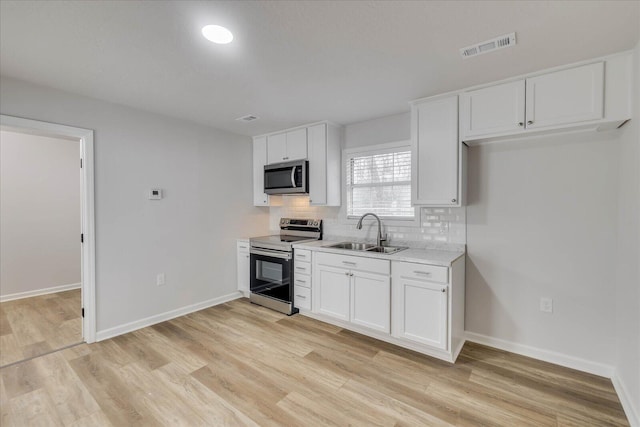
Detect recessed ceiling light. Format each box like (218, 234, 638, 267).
(201, 25, 233, 44)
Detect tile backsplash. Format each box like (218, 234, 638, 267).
(269, 195, 466, 251)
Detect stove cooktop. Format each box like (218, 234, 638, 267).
(250, 218, 323, 252)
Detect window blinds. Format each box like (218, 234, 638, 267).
(346, 149, 414, 218)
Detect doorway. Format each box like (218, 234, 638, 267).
(0, 115, 95, 367)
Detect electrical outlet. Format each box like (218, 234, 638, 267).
(157, 273, 166, 286)
(540, 297, 553, 313)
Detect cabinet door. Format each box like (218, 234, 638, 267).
(525, 62, 604, 130)
(392, 277, 448, 350)
(285, 128, 308, 161)
(460, 80, 525, 139)
(412, 95, 459, 206)
(307, 123, 327, 205)
(350, 271, 390, 333)
(267, 133, 287, 164)
(236, 242, 250, 296)
(252, 137, 270, 206)
(314, 265, 350, 321)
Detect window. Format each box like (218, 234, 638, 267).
(345, 142, 415, 220)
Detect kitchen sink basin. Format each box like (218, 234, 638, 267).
(366, 246, 408, 254)
(327, 242, 377, 251)
(326, 242, 408, 254)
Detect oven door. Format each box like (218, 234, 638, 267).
(250, 248, 295, 314)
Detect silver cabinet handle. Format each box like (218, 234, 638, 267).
(451, 198, 457, 203)
(413, 271, 432, 275)
(342, 261, 356, 266)
(344, 272, 349, 276)
(297, 254, 306, 258)
(518, 122, 523, 126)
(441, 288, 446, 293)
(296, 295, 306, 299)
(295, 266, 306, 270)
(350, 273, 354, 277)
(527, 120, 533, 125)
(295, 279, 306, 283)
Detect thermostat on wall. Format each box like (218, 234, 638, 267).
(148, 189, 163, 200)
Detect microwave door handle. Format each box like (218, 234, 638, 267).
(291, 167, 297, 188)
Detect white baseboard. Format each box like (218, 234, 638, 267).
(465, 331, 614, 378)
(95, 291, 242, 342)
(0, 282, 81, 302)
(612, 371, 640, 427)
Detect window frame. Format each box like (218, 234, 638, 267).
(342, 140, 420, 227)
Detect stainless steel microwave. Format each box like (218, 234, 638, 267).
(264, 160, 308, 195)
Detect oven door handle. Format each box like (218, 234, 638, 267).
(250, 248, 292, 260)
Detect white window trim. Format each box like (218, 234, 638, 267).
(341, 140, 421, 227)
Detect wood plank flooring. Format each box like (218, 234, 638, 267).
(0, 298, 629, 426)
(0, 289, 82, 367)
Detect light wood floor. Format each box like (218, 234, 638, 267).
(0, 298, 629, 426)
(0, 289, 82, 367)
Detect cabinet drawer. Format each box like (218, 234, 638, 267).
(294, 261, 311, 276)
(392, 261, 448, 284)
(293, 274, 311, 289)
(294, 249, 312, 262)
(315, 252, 389, 275)
(294, 285, 311, 310)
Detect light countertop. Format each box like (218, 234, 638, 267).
(293, 239, 465, 267)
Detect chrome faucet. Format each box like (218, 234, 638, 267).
(356, 213, 387, 247)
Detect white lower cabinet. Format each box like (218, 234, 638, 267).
(315, 265, 351, 321)
(236, 240, 250, 297)
(391, 274, 448, 350)
(313, 252, 390, 332)
(351, 271, 390, 333)
(293, 249, 313, 311)
(307, 249, 465, 363)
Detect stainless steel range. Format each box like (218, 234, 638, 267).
(249, 218, 322, 315)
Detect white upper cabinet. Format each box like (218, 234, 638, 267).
(459, 54, 632, 144)
(285, 128, 308, 161)
(252, 136, 270, 206)
(460, 80, 525, 138)
(267, 128, 307, 164)
(307, 123, 341, 206)
(411, 95, 462, 206)
(525, 62, 604, 130)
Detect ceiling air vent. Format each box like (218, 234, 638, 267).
(460, 32, 516, 59)
(236, 114, 259, 122)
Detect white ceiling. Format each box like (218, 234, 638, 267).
(1, 1, 638, 136)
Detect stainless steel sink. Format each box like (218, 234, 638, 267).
(327, 242, 377, 251)
(326, 241, 408, 254)
(366, 246, 408, 254)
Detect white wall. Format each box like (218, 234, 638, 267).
(1, 131, 80, 297)
(614, 41, 640, 424)
(466, 130, 620, 367)
(0, 76, 270, 334)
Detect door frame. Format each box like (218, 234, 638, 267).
(1, 114, 97, 343)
